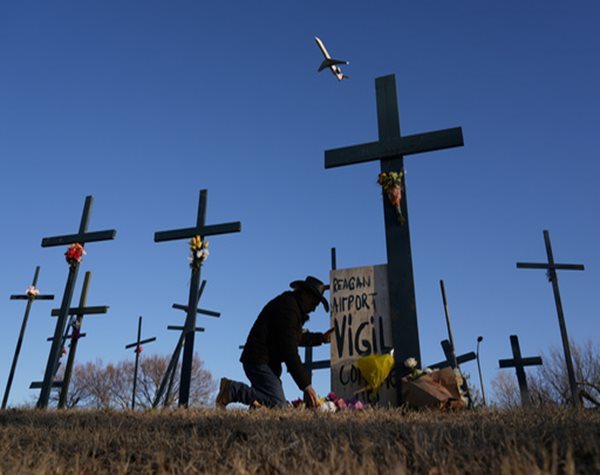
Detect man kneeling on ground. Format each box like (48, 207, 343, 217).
(216, 276, 332, 409)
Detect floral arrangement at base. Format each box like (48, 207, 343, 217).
(25, 286, 40, 299)
(189, 236, 209, 269)
(291, 391, 367, 412)
(65, 243, 86, 267)
(377, 171, 405, 224)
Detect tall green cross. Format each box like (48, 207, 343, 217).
(2, 266, 54, 409)
(37, 196, 116, 408)
(324, 75, 464, 398)
(516, 229, 584, 407)
(154, 189, 240, 407)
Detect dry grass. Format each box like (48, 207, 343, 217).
(0, 406, 598, 474)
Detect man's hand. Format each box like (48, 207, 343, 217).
(303, 385, 318, 408)
(323, 328, 334, 343)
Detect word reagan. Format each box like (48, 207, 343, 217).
(332, 275, 372, 292)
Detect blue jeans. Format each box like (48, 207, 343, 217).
(229, 363, 288, 408)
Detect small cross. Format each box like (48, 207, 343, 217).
(304, 247, 337, 377)
(324, 75, 464, 403)
(151, 279, 218, 408)
(517, 229, 584, 407)
(125, 316, 157, 410)
(2, 266, 55, 409)
(498, 335, 542, 407)
(37, 196, 116, 408)
(429, 339, 477, 370)
(155, 189, 240, 407)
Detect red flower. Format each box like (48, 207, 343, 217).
(65, 243, 86, 266)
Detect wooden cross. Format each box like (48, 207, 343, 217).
(150, 279, 217, 408)
(37, 195, 116, 408)
(2, 266, 55, 409)
(154, 189, 240, 407)
(125, 316, 157, 410)
(304, 247, 337, 377)
(324, 75, 464, 400)
(499, 334, 542, 407)
(429, 339, 476, 370)
(56, 271, 108, 408)
(517, 229, 584, 407)
(30, 271, 109, 407)
(439, 280, 458, 368)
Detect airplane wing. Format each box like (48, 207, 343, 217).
(318, 58, 349, 72)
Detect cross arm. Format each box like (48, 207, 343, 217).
(51, 306, 109, 316)
(324, 127, 464, 169)
(429, 351, 477, 369)
(172, 303, 221, 318)
(516, 262, 584, 271)
(10, 294, 55, 300)
(154, 222, 241, 243)
(125, 337, 157, 349)
(30, 381, 63, 389)
(47, 333, 86, 341)
(499, 356, 543, 368)
(308, 360, 331, 370)
(167, 325, 205, 332)
(41, 230, 116, 247)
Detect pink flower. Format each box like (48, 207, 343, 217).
(335, 398, 347, 410)
(352, 401, 364, 410)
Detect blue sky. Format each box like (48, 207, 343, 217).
(1, 1, 598, 406)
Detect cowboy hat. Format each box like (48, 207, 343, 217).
(290, 276, 329, 312)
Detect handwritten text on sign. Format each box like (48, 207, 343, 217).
(330, 265, 397, 405)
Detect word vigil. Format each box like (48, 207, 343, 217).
(333, 313, 392, 359)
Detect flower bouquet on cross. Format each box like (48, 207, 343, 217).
(65, 243, 86, 267)
(189, 236, 209, 269)
(377, 171, 405, 224)
(25, 285, 40, 299)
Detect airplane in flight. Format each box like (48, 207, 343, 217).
(315, 36, 349, 81)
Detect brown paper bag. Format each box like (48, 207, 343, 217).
(401, 375, 455, 409)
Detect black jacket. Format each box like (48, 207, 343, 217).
(240, 291, 325, 390)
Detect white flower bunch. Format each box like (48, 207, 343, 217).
(195, 248, 210, 262)
(26, 286, 40, 297)
(319, 401, 337, 413)
(404, 357, 418, 369)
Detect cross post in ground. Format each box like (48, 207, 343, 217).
(37, 196, 116, 408)
(324, 75, 464, 402)
(125, 316, 157, 410)
(154, 189, 240, 407)
(498, 334, 543, 407)
(517, 229, 584, 407)
(2, 266, 54, 409)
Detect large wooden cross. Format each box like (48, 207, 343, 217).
(517, 229, 584, 407)
(37, 196, 116, 408)
(324, 75, 464, 393)
(154, 189, 240, 407)
(499, 334, 543, 407)
(2, 266, 55, 409)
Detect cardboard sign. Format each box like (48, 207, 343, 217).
(329, 265, 397, 405)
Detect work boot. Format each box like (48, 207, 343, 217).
(216, 378, 232, 409)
